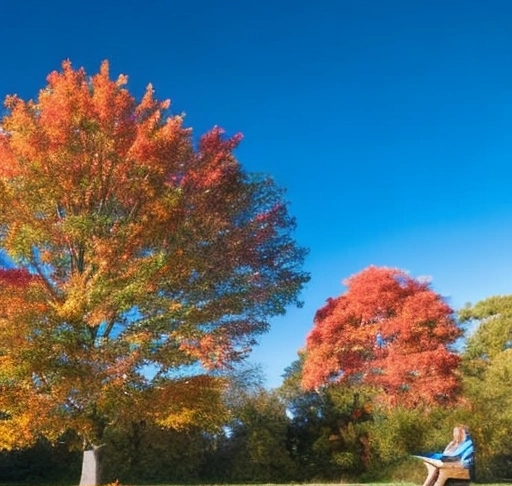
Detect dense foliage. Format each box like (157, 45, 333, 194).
(1, 290, 512, 484)
(302, 266, 462, 406)
(0, 59, 308, 477)
(458, 297, 512, 479)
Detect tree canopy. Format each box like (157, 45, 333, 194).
(458, 296, 512, 477)
(301, 266, 462, 407)
(0, 60, 308, 450)
(460, 295, 512, 361)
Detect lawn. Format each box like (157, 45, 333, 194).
(4, 481, 512, 486)
(133, 483, 512, 486)
(184, 483, 511, 486)
(82, 483, 512, 486)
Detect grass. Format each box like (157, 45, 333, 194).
(131, 483, 512, 486)
(101, 483, 512, 486)
(145, 483, 512, 486)
(3, 482, 512, 486)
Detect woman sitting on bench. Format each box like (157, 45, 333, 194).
(416, 425, 475, 486)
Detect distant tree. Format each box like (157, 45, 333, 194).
(0, 60, 308, 484)
(100, 421, 210, 484)
(460, 295, 512, 362)
(281, 355, 374, 480)
(302, 266, 462, 407)
(279, 357, 323, 479)
(219, 387, 296, 483)
(459, 296, 512, 481)
(0, 436, 80, 484)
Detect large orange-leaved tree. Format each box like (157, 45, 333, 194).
(302, 266, 462, 407)
(0, 60, 308, 484)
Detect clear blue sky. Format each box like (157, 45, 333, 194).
(1, 0, 511, 388)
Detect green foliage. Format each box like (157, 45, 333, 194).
(0, 436, 80, 483)
(219, 388, 297, 483)
(281, 357, 377, 481)
(368, 407, 429, 463)
(101, 422, 210, 484)
(280, 357, 335, 480)
(459, 295, 512, 481)
(461, 295, 512, 360)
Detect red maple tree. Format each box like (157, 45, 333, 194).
(302, 266, 462, 407)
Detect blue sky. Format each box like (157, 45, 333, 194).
(1, 0, 511, 388)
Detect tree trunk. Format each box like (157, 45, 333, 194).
(79, 447, 102, 486)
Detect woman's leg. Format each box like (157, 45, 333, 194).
(422, 462, 440, 486)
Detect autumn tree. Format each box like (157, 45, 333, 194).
(302, 266, 462, 407)
(0, 60, 308, 484)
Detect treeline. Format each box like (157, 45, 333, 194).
(3, 290, 512, 485)
(2, 292, 512, 484)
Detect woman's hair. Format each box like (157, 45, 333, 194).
(453, 425, 467, 443)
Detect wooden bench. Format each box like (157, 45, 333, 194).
(414, 455, 471, 486)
